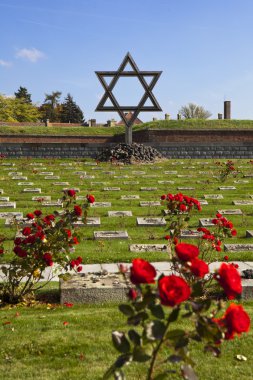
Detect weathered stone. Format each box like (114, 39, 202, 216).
(74, 171, 87, 175)
(72, 217, 101, 227)
(62, 188, 80, 193)
(137, 217, 166, 226)
(80, 175, 95, 179)
(39, 172, 54, 175)
(241, 280, 253, 300)
(217, 209, 243, 215)
(234, 180, 249, 184)
(108, 211, 132, 217)
(140, 187, 157, 191)
(139, 201, 161, 207)
(158, 180, 175, 184)
(121, 195, 140, 200)
(0, 212, 23, 219)
(104, 187, 120, 191)
(232, 200, 253, 205)
(246, 231, 253, 238)
(0, 189, 3, 194)
(41, 201, 63, 207)
(199, 218, 216, 227)
(132, 171, 146, 175)
(5, 218, 33, 227)
(18, 182, 34, 186)
(218, 186, 236, 190)
(32, 196, 51, 201)
(199, 200, 208, 205)
(129, 244, 170, 253)
(11, 176, 27, 180)
(53, 182, 69, 186)
(204, 194, 223, 199)
(23, 188, 41, 193)
(0, 202, 16, 208)
(60, 273, 128, 304)
(124, 181, 139, 185)
(0, 197, 9, 201)
(164, 171, 177, 174)
(177, 187, 195, 190)
(243, 174, 253, 178)
(224, 244, 253, 252)
(44, 176, 60, 180)
(171, 229, 202, 238)
(90, 202, 112, 208)
(94, 231, 128, 239)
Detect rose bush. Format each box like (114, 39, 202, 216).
(0, 190, 95, 304)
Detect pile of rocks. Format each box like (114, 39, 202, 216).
(97, 143, 163, 164)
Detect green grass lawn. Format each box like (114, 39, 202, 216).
(0, 298, 253, 380)
(1, 119, 253, 135)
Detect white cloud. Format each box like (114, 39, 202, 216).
(0, 59, 12, 67)
(16, 47, 45, 63)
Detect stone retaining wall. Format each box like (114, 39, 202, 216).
(0, 129, 252, 159)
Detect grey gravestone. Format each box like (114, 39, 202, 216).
(0, 202, 16, 208)
(60, 273, 128, 304)
(11, 176, 27, 180)
(0, 190, 3, 194)
(62, 188, 80, 192)
(32, 196, 51, 201)
(108, 211, 132, 217)
(224, 244, 253, 252)
(241, 280, 253, 300)
(158, 180, 174, 184)
(204, 194, 223, 199)
(140, 187, 157, 191)
(199, 200, 208, 205)
(41, 201, 63, 207)
(121, 195, 140, 200)
(0, 197, 9, 202)
(91, 182, 107, 186)
(0, 212, 23, 219)
(94, 231, 128, 240)
(80, 175, 95, 179)
(199, 218, 215, 227)
(140, 201, 161, 207)
(164, 171, 177, 174)
(53, 182, 69, 186)
(177, 187, 195, 190)
(243, 174, 253, 178)
(73, 217, 101, 227)
(137, 217, 166, 226)
(39, 172, 53, 175)
(74, 171, 87, 175)
(132, 171, 146, 175)
(124, 181, 139, 185)
(129, 244, 170, 253)
(114, 175, 129, 179)
(246, 231, 253, 238)
(232, 200, 253, 205)
(60, 163, 72, 166)
(234, 180, 249, 184)
(5, 218, 33, 227)
(18, 182, 34, 186)
(84, 162, 97, 166)
(177, 175, 193, 178)
(45, 176, 60, 180)
(23, 188, 41, 193)
(103, 171, 115, 175)
(217, 209, 243, 215)
(90, 202, 112, 208)
(218, 186, 236, 190)
(104, 187, 120, 191)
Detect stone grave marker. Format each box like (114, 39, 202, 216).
(91, 182, 107, 186)
(103, 171, 115, 175)
(53, 182, 69, 186)
(114, 175, 129, 179)
(218, 186, 236, 190)
(177, 187, 195, 190)
(0, 190, 4, 194)
(104, 187, 120, 191)
(121, 195, 140, 200)
(39, 172, 54, 176)
(23, 188, 41, 193)
(246, 231, 253, 238)
(94, 231, 129, 240)
(60, 163, 72, 166)
(234, 180, 249, 184)
(164, 171, 177, 174)
(62, 188, 80, 193)
(90, 202, 112, 208)
(73, 217, 101, 227)
(32, 196, 51, 201)
(177, 175, 193, 178)
(158, 180, 174, 184)
(199, 200, 208, 205)
(0, 212, 23, 219)
(41, 201, 63, 207)
(243, 174, 253, 178)
(217, 209, 243, 215)
(74, 171, 87, 175)
(132, 171, 146, 175)
(80, 175, 95, 179)
(139, 201, 161, 207)
(140, 187, 157, 191)
(11, 176, 27, 180)
(232, 200, 253, 206)
(1, 163, 15, 166)
(5, 218, 33, 227)
(129, 244, 170, 253)
(0, 197, 9, 202)
(178, 230, 202, 238)
(45, 176, 60, 180)
(18, 182, 34, 186)
(137, 217, 166, 226)
(91, 167, 103, 170)
(199, 218, 216, 227)
(224, 244, 253, 252)
(0, 202, 16, 208)
(8, 171, 22, 176)
(124, 181, 139, 185)
(84, 162, 97, 166)
(204, 194, 223, 199)
(108, 211, 132, 217)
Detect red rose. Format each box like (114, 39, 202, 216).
(164, 235, 171, 240)
(216, 263, 242, 299)
(65, 229, 72, 238)
(158, 275, 191, 307)
(74, 205, 82, 216)
(161, 194, 166, 200)
(189, 258, 209, 278)
(76, 256, 82, 265)
(72, 236, 79, 245)
(86, 194, 95, 204)
(13, 246, 27, 258)
(77, 266, 82, 272)
(0, 249, 4, 254)
(26, 213, 35, 220)
(130, 259, 156, 285)
(128, 288, 137, 300)
(215, 303, 251, 340)
(64, 302, 74, 308)
(119, 264, 128, 273)
(14, 237, 22, 245)
(68, 189, 76, 197)
(231, 229, 237, 236)
(34, 210, 42, 217)
(224, 255, 229, 261)
(175, 243, 199, 261)
(179, 204, 187, 212)
(43, 252, 53, 266)
(22, 227, 31, 236)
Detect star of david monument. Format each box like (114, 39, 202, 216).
(95, 52, 162, 144)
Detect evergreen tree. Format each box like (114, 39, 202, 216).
(60, 93, 84, 123)
(14, 86, 32, 104)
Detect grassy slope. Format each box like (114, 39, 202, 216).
(0, 300, 253, 380)
(1, 119, 253, 135)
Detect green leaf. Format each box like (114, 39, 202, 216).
(128, 329, 141, 345)
(149, 304, 165, 319)
(145, 320, 166, 341)
(181, 364, 198, 380)
(1, 266, 8, 276)
(112, 331, 130, 354)
(127, 312, 149, 326)
(103, 355, 131, 380)
(175, 337, 189, 349)
(168, 307, 180, 323)
(166, 329, 185, 340)
(119, 304, 134, 317)
(167, 354, 182, 363)
(133, 345, 153, 362)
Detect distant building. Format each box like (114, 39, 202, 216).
(117, 112, 143, 126)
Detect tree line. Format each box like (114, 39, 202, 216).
(0, 87, 84, 123)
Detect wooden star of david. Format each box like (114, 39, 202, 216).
(95, 52, 162, 128)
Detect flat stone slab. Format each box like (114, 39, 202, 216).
(0, 190, 3, 194)
(60, 163, 72, 166)
(103, 171, 115, 175)
(218, 186, 236, 190)
(0, 197, 9, 201)
(41, 201, 63, 207)
(137, 217, 166, 226)
(246, 231, 253, 238)
(199, 218, 216, 227)
(91, 182, 107, 186)
(8, 172, 22, 176)
(243, 174, 253, 178)
(53, 182, 69, 186)
(132, 171, 146, 175)
(113, 175, 129, 179)
(45, 176, 60, 180)
(217, 209, 243, 215)
(104, 187, 120, 191)
(171, 229, 202, 238)
(158, 180, 175, 184)
(224, 244, 253, 252)
(23, 188, 41, 193)
(18, 182, 34, 186)
(94, 231, 128, 240)
(234, 180, 249, 184)
(121, 195, 140, 200)
(60, 273, 128, 304)
(0, 202, 16, 208)
(199, 200, 208, 205)
(74, 171, 87, 175)
(84, 162, 97, 166)
(90, 202, 112, 208)
(80, 175, 95, 179)
(177, 187, 195, 190)
(124, 181, 139, 185)
(139, 201, 161, 207)
(164, 171, 177, 174)
(39, 172, 54, 175)
(140, 187, 157, 191)
(177, 175, 193, 178)
(242, 280, 253, 300)
(232, 200, 253, 205)
(108, 211, 132, 217)
(204, 194, 223, 199)
(5, 218, 33, 227)
(0, 212, 23, 219)
(73, 217, 101, 227)
(11, 176, 27, 180)
(129, 244, 170, 253)
(62, 188, 80, 193)
(32, 196, 51, 201)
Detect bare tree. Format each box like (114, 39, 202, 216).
(179, 103, 212, 119)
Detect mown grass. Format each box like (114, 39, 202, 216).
(1, 119, 253, 135)
(0, 157, 253, 264)
(0, 298, 253, 380)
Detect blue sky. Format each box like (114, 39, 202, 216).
(1, 0, 253, 122)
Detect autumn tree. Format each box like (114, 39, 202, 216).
(0, 95, 41, 122)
